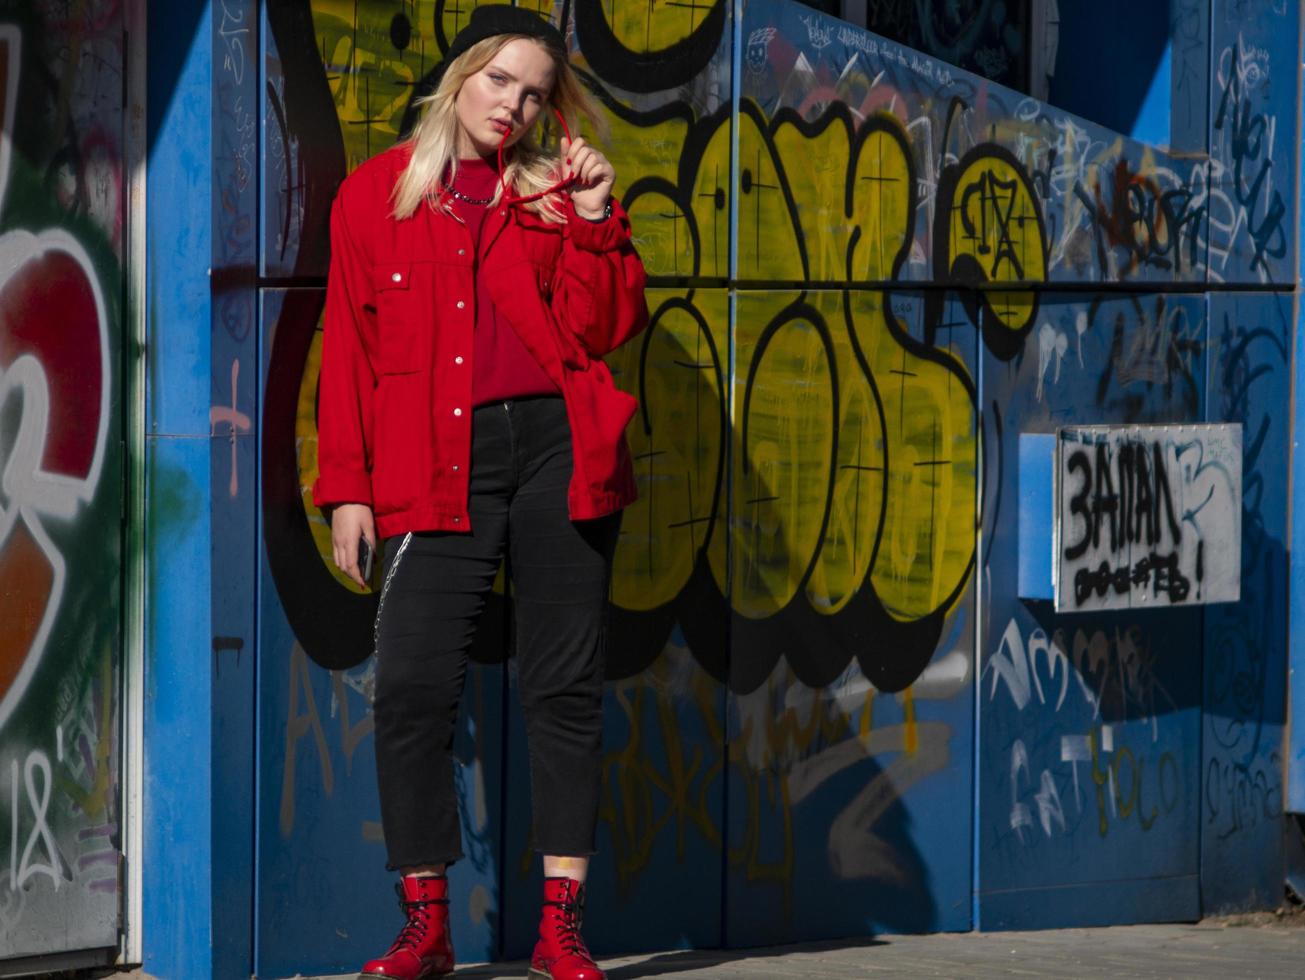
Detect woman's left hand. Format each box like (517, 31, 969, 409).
(560, 136, 615, 218)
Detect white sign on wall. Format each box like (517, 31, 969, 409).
(1054, 424, 1242, 612)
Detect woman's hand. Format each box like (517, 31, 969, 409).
(560, 136, 615, 218)
(331, 503, 376, 588)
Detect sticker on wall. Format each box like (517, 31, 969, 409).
(1054, 423, 1241, 612)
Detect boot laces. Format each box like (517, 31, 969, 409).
(544, 897, 588, 956)
(388, 882, 448, 953)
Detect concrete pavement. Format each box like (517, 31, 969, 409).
(296, 912, 1305, 979)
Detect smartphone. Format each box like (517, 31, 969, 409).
(358, 535, 374, 583)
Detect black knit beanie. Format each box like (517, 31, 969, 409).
(443, 4, 567, 68)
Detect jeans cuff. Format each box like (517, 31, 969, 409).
(385, 849, 465, 872)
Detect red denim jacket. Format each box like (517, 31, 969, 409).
(312, 145, 649, 538)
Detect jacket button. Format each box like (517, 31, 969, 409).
(391, 272, 402, 282)
(457, 248, 466, 256)
(452, 464, 460, 471)
(454, 356, 464, 365)
(456, 300, 466, 309)
(453, 407, 463, 417)
(453, 517, 461, 523)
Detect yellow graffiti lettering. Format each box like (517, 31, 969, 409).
(608, 290, 726, 611)
(729, 295, 836, 619)
(945, 151, 1046, 332)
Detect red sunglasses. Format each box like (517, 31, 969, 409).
(496, 107, 579, 206)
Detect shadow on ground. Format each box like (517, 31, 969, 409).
(452, 937, 887, 979)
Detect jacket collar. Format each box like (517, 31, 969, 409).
(478, 200, 563, 265)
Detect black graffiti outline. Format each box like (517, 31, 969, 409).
(571, 0, 727, 95)
(932, 142, 1048, 361)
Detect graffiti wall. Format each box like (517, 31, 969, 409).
(1201, 292, 1290, 912)
(1199, 0, 1295, 912)
(979, 291, 1207, 927)
(0, 2, 125, 963)
(238, 0, 1297, 974)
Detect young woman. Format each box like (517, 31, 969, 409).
(312, 7, 647, 979)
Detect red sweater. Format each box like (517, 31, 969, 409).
(448, 155, 559, 405)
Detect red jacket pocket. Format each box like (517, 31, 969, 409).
(568, 360, 637, 494)
(372, 261, 421, 375)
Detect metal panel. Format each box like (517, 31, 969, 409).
(1170, 0, 1212, 155)
(122, 0, 149, 963)
(1207, 1, 1299, 285)
(212, 2, 260, 978)
(262, 1, 348, 281)
(714, 4, 992, 940)
(977, 293, 1206, 930)
(0, 5, 128, 963)
(142, 4, 215, 977)
(1201, 291, 1289, 911)
(1292, 86, 1305, 816)
(1287, 0, 1305, 822)
(980, 876, 1199, 930)
(1048, 1, 1171, 143)
(723, 288, 976, 944)
(142, 437, 213, 974)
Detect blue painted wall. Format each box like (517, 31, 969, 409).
(1291, 36, 1305, 817)
(1049, 0, 1173, 143)
(241, 2, 1301, 973)
(1198, 0, 1298, 906)
(143, 3, 215, 979)
(979, 293, 1207, 928)
(210, 3, 259, 979)
(1203, 292, 1290, 910)
(126, 1, 1304, 976)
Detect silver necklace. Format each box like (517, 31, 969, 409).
(444, 184, 494, 206)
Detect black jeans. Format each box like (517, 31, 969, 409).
(372, 396, 619, 870)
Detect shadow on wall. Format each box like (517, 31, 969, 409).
(1201, 294, 1291, 910)
(974, 278, 1291, 922)
(147, 4, 212, 151)
(1203, 533, 1288, 888)
(1012, 600, 1201, 726)
(1048, 0, 1171, 141)
(602, 317, 943, 940)
(607, 281, 978, 698)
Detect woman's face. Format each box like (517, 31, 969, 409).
(454, 39, 557, 158)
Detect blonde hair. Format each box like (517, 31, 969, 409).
(391, 34, 606, 223)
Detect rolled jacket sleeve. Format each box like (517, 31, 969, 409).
(312, 189, 379, 509)
(550, 196, 649, 358)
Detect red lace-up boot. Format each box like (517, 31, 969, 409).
(359, 874, 455, 979)
(528, 877, 604, 980)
